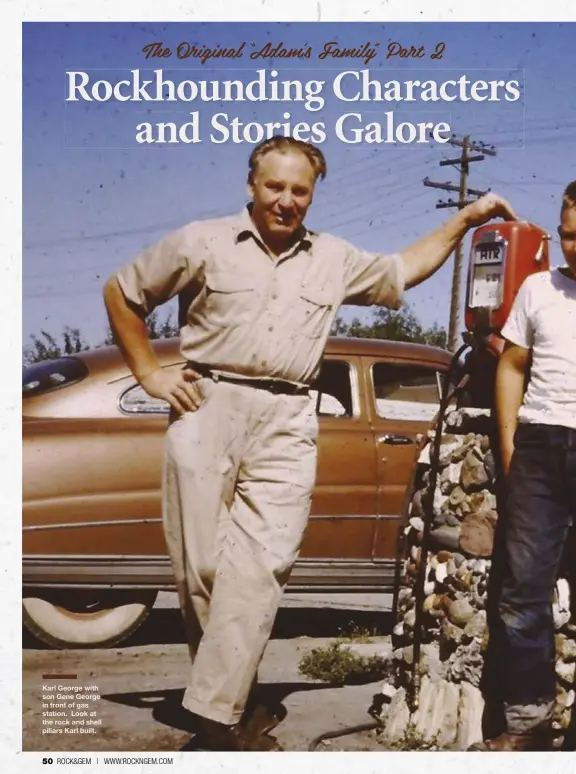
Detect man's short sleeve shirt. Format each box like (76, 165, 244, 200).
(116, 208, 405, 384)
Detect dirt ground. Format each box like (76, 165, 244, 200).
(23, 596, 395, 753)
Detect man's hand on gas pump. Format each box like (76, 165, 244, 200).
(462, 193, 517, 228)
(401, 193, 518, 290)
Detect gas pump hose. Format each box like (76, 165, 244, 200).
(409, 342, 471, 712)
(307, 344, 472, 752)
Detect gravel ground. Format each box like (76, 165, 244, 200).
(23, 596, 394, 753)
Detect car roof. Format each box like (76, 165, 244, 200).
(65, 337, 452, 384)
(323, 336, 451, 366)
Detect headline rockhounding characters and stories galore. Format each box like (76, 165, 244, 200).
(65, 68, 522, 145)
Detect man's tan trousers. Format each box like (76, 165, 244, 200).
(163, 378, 318, 725)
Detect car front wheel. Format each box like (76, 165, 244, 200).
(22, 589, 158, 649)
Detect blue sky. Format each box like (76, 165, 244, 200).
(23, 21, 576, 349)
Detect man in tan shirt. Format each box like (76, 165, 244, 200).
(104, 136, 515, 751)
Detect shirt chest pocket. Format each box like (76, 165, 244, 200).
(202, 271, 256, 328)
(298, 287, 334, 340)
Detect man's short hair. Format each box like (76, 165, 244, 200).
(561, 180, 576, 214)
(248, 136, 327, 183)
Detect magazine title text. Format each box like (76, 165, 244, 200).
(65, 68, 522, 146)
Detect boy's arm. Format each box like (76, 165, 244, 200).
(495, 341, 531, 474)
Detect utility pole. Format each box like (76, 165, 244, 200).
(424, 136, 496, 351)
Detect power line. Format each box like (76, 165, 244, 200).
(319, 173, 436, 229)
(317, 155, 440, 211)
(327, 190, 431, 235)
(343, 199, 435, 242)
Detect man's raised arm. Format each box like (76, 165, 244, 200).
(400, 193, 517, 289)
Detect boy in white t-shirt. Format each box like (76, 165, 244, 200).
(471, 182, 576, 751)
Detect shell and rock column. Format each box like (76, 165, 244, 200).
(379, 407, 575, 750)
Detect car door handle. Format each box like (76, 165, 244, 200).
(377, 434, 415, 445)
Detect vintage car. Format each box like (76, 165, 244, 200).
(23, 336, 451, 648)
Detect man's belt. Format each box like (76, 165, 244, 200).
(187, 363, 309, 396)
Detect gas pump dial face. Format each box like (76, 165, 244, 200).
(476, 244, 503, 264)
(469, 236, 507, 309)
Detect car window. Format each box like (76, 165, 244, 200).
(372, 362, 440, 422)
(119, 362, 187, 415)
(310, 360, 356, 418)
(119, 384, 170, 414)
(22, 357, 88, 398)
(119, 359, 358, 417)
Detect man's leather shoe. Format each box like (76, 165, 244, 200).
(468, 723, 553, 751)
(193, 717, 284, 751)
(242, 702, 286, 737)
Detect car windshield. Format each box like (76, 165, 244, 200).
(22, 357, 88, 398)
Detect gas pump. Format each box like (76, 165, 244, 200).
(308, 221, 553, 748)
(458, 222, 550, 408)
(408, 220, 552, 711)
(465, 220, 550, 336)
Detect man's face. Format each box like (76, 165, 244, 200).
(248, 149, 316, 246)
(559, 206, 576, 278)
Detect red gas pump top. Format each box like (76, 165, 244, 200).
(464, 221, 550, 336)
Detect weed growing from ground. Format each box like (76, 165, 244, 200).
(385, 723, 443, 751)
(298, 641, 391, 685)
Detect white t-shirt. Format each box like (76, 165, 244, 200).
(501, 268, 576, 430)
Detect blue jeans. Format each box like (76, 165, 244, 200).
(484, 423, 576, 716)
